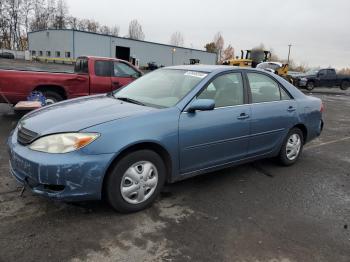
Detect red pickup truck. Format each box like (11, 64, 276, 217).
(0, 56, 143, 104)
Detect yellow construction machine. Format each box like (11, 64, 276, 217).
(222, 49, 271, 68)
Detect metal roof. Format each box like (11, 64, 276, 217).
(28, 29, 217, 55)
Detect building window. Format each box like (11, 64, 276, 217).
(39, 51, 43, 56)
(55, 51, 61, 57)
(31, 50, 36, 56)
(46, 51, 51, 57)
(65, 52, 71, 58)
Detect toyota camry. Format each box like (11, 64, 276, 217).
(7, 65, 324, 212)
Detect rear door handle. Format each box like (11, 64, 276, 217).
(287, 106, 296, 112)
(237, 112, 250, 120)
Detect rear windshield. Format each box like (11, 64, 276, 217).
(74, 58, 89, 74)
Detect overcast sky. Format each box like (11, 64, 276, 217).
(66, 0, 349, 69)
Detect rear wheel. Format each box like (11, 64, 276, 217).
(106, 150, 166, 213)
(306, 81, 315, 91)
(278, 128, 304, 166)
(41, 90, 64, 105)
(340, 80, 350, 91)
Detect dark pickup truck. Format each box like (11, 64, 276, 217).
(293, 68, 350, 91)
(0, 56, 143, 105)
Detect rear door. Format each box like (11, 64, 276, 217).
(326, 69, 337, 87)
(89, 60, 113, 94)
(317, 69, 328, 87)
(246, 72, 298, 157)
(111, 62, 141, 90)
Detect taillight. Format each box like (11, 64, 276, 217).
(320, 102, 324, 113)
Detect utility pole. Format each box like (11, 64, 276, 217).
(287, 44, 292, 64)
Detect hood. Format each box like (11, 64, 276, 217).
(20, 94, 156, 135)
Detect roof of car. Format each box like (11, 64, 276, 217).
(166, 64, 233, 73)
(166, 64, 267, 74)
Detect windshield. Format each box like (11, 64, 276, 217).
(114, 69, 208, 108)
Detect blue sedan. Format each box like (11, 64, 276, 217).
(7, 65, 324, 212)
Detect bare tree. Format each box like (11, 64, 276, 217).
(52, 0, 68, 29)
(66, 15, 78, 29)
(204, 42, 217, 53)
(7, 0, 22, 49)
(110, 25, 120, 37)
(0, 0, 120, 50)
(214, 32, 224, 61)
(86, 19, 99, 33)
(21, 0, 34, 35)
(99, 25, 111, 35)
(128, 19, 145, 40)
(170, 31, 184, 47)
(30, 0, 51, 31)
(223, 44, 234, 60)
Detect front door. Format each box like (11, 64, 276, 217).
(179, 72, 251, 174)
(246, 72, 298, 157)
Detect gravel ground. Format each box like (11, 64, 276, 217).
(0, 79, 349, 261)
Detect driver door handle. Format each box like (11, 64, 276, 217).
(287, 106, 296, 112)
(237, 112, 250, 120)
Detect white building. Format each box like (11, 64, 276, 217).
(28, 29, 217, 67)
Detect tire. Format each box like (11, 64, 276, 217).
(278, 128, 304, 166)
(306, 81, 315, 91)
(106, 150, 166, 213)
(340, 80, 350, 91)
(41, 90, 64, 105)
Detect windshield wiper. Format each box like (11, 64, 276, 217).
(116, 97, 146, 106)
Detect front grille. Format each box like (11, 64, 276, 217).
(17, 127, 38, 145)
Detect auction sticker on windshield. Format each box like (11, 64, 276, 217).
(184, 71, 208, 78)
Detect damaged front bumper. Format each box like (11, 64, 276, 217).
(7, 129, 114, 201)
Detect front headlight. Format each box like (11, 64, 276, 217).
(29, 133, 100, 153)
(300, 77, 308, 82)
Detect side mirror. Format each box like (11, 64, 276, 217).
(132, 72, 142, 79)
(187, 99, 215, 113)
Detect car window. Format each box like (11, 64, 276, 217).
(198, 73, 244, 108)
(280, 87, 291, 100)
(114, 62, 138, 77)
(95, 61, 112, 77)
(318, 69, 327, 76)
(327, 69, 336, 76)
(74, 58, 89, 74)
(247, 73, 282, 103)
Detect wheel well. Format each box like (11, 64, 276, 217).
(34, 85, 67, 99)
(102, 142, 173, 198)
(294, 124, 308, 143)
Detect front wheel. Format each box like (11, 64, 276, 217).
(278, 128, 304, 166)
(306, 81, 315, 91)
(105, 150, 166, 213)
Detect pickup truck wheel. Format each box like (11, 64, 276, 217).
(106, 150, 166, 213)
(340, 80, 350, 91)
(278, 128, 304, 166)
(306, 81, 315, 91)
(42, 91, 64, 105)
